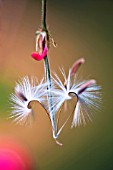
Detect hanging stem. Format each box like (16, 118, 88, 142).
(41, 0, 57, 139)
(41, 0, 46, 30)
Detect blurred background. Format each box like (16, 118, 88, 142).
(0, 0, 113, 169)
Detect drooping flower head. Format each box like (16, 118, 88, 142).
(31, 29, 48, 61)
(31, 29, 57, 61)
(10, 76, 47, 125)
(51, 58, 101, 129)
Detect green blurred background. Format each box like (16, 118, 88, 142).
(0, 0, 113, 169)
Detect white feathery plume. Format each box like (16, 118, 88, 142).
(10, 76, 47, 125)
(51, 58, 101, 130)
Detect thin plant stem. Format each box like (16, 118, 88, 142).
(41, 0, 46, 30)
(41, 0, 57, 138)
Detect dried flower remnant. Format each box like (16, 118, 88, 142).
(31, 30, 48, 61)
(10, 76, 47, 125)
(31, 29, 57, 61)
(49, 33, 57, 48)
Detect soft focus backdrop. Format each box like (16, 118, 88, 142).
(0, 0, 113, 169)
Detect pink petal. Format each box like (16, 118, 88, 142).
(31, 47, 47, 61)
